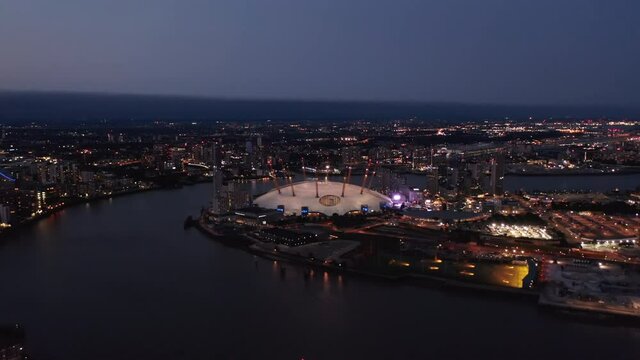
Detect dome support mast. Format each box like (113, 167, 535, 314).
(301, 157, 307, 180)
(341, 166, 352, 197)
(281, 159, 295, 197)
(268, 158, 281, 194)
(315, 167, 320, 198)
(360, 165, 370, 195)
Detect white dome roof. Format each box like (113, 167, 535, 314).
(254, 180, 392, 215)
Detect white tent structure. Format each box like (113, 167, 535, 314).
(254, 180, 391, 215)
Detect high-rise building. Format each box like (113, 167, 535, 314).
(489, 152, 505, 196)
(0, 204, 11, 225)
(220, 182, 252, 213)
(426, 168, 439, 195)
(341, 146, 361, 166)
(210, 143, 223, 216)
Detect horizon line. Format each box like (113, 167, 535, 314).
(1, 88, 639, 110)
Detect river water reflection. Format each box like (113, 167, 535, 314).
(0, 184, 639, 359)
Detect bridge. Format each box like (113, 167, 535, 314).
(0, 170, 15, 182)
(185, 162, 210, 170)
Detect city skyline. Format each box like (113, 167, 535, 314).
(1, 103, 639, 359)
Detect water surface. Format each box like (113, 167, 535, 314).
(0, 184, 639, 359)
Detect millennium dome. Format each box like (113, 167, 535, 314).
(254, 180, 392, 215)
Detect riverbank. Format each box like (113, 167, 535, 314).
(539, 292, 640, 319)
(0, 175, 214, 240)
(195, 217, 640, 320)
(0, 187, 154, 239)
(506, 168, 640, 176)
(195, 218, 540, 297)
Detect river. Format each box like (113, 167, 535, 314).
(0, 183, 639, 359)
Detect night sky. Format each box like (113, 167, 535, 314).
(1, 0, 639, 105)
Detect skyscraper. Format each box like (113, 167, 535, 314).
(490, 152, 505, 196)
(210, 143, 223, 215)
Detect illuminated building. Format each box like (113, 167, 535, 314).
(254, 180, 392, 215)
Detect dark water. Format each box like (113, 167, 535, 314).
(1, 184, 639, 360)
(504, 174, 640, 192)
